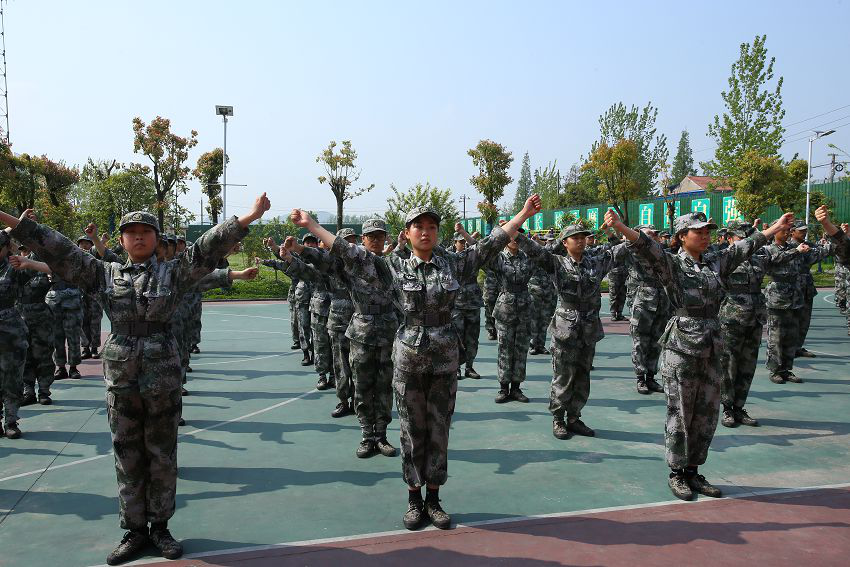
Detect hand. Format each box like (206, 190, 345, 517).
(454, 222, 463, 233)
(397, 230, 407, 247)
(841, 223, 849, 235)
(241, 267, 259, 280)
(290, 209, 316, 229)
(19, 209, 36, 223)
(264, 237, 276, 249)
(253, 256, 263, 265)
(100, 232, 110, 245)
(9, 255, 26, 270)
(251, 193, 271, 219)
(471, 231, 480, 240)
(521, 194, 542, 219)
(498, 219, 507, 227)
(85, 223, 98, 239)
(284, 236, 296, 250)
(753, 218, 761, 228)
(603, 209, 623, 230)
(773, 212, 795, 231)
(796, 243, 811, 253)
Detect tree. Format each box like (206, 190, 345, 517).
(560, 163, 599, 206)
(583, 139, 640, 225)
(194, 148, 226, 224)
(730, 151, 824, 220)
(132, 116, 199, 230)
(468, 139, 513, 225)
(595, 102, 667, 196)
(317, 140, 374, 232)
(702, 35, 785, 178)
(511, 152, 532, 214)
(532, 161, 561, 211)
(75, 169, 157, 234)
(670, 130, 697, 186)
(384, 182, 459, 243)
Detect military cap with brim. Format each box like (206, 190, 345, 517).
(301, 233, 318, 244)
(791, 220, 808, 231)
(336, 228, 358, 239)
(673, 212, 717, 234)
(361, 218, 387, 235)
(635, 224, 658, 233)
(77, 235, 93, 244)
(717, 227, 728, 235)
(176, 235, 186, 242)
(453, 232, 465, 241)
(558, 224, 592, 240)
(404, 206, 441, 226)
(726, 220, 754, 238)
(119, 211, 161, 233)
(166, 234, 177, 243)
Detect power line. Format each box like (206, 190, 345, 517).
(783, 113, 850, 139)
(782, 103, 850, 129)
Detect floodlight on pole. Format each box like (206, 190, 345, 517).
(805, 129, 835, 225)
(215, 105, 233, 219)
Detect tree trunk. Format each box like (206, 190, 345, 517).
(336, 194, 344, 232)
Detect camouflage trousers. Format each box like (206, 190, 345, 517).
(629, 290, 670, 377)
(797, 293, 814, 351)
(661, 349, 721, 469)
(188, 296, 203, 348)
(311, 312, 333, 376)
(22, 306, 55, 397)
(835, 265, 847, 312)
(80, 295, 103, 351)
(289, 301, 300, 346)
(528, 287, 556, 350)
(170, 312, 188, 385)
(766, 308, 801, 377)
(720, 319, 763, 409)
(451, 308, 480, 369)
(496, 316, 529, 387)
(51, 303, 82, 367)
(608, 271, 628, 317)
(350, 340, 393, 438)
(106, 387, 181, 530)
(393, 369, 457, 487)
(329, 330, 353, 403)
(296, 304, 313, 352)
(483, 287, 499, 335)
(0, 311, 27, 426)
(550, 338, 596, 420)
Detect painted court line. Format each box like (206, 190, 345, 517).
(164, 481, 850, 563)
(191, 353, 285, 366)
(0, 387, 318, 484)
(205, 311, 290, 321)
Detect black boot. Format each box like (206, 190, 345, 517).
(54, 366, 68, 381)
(68, 366, 82, 380)
(38, 394, 53, 406)
(509, 384, 529, 403)
(735, 407, 759, 426)
(191, 345, 201, 354)
(494, 388, 510, 404)
(685, 467, 722, 498)
(316, 374, 329, 390)
(21, 391, 37, 406)
(149, 522, 183, 560)
(106, 528, 149, 566)
(646, 375, 664, 393)
(668, 469, 694, 501)
(424, 488, 451, 529)
(567, 418, 595, 437)
(331, 402, 353, 418)
(81, 347, 92, 360)
(356, 437, 377, 458)
(464, 366, 481, 379)
(721, 405, 737, 428)
(376, 436, 397, 457)
(5, 422, 21, 439)
(291, 342, 301, 350)
(552, 418, 570, 440)
(300, 349, 313, 366)
(403, 489, 425, 530)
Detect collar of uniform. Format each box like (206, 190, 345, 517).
(677, 248, 706, 267)
(501, 248, 523, 260)
(120, 254, 157, 272)
(408, 253, 439, 270)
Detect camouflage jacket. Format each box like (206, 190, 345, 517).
(45, 273, 82, 309)
(488, 249, 535, 322)
(483, 267, 500, 294)
(629, 230, 767, 358)
(18, 253, 52, 308)
(517, 233, 628, 345)
(434, 245, 484, 310)
(528, 262, 556, 294)
(278, 247, 353, 328)
(12, 216, 248, 393)
(332, 227, 509, 373)
(263, 256, 314, 307)
(605, 236, 628, 275)
(763, 240, 832, 310)
(829, 231, 850, 265)
(790, 237, 834, 299)
(0, 257, 31, 353)
(719, 248, 797, 327)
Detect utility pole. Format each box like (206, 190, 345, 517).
(828, 153, 838, 183)
(200, 198, 204, 225)
(0, 0, 9, 143)
(458, 194, 469, 220)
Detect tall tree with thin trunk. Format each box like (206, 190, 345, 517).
(670, 130, 697, 186)
(512, 152, 532, 214)
(194, 148, 226, 224)
(468, 139, 513, 225)
(317, 140, 374, 232)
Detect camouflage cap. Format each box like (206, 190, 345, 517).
(361, 218, 388, 235)
(558, 224, 592, 240)
(726, 220, 754, 238)
(176, 234, 186, 242)
(660, 231, 671, 238)
(635, 224, 658, 233)
(301, 233, 318, 244)
(336, 228, 358, 239)
(118, 211, 160, 233)
(544, 234, 556, 241)
(673, 211, 717, 234)
(166, 233, 177, 243)
(453, 232, 465, 241)
(77, 235, 93, 244)
(404, 206, 441, 226)
(717, 227, 728, 236)
(791, 220, 808, 231)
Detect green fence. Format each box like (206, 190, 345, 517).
(459, 180, 850, 235)
(186, 222, 361, 242)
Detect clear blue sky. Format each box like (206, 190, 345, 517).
(7, 0, 850, 221)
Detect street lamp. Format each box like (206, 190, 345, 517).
(806, 129, 835, 225)
(215, 105, 233, 218)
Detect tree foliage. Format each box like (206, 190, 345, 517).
(702, 35, 785, 178)
(511, 152, 532, 214)
(468, 139, 513, 224)
(583, 139, 640, 225)
(194, 148, 226, 224)
(317, 140, 375, 231)
(132, 116, 198, 230)
(670, 130, 697, 186)
(240, 217, 299, 262)
(731, 151, 825, 220)
(74, 168, 157, 235)
(532, 161, 561, 211)
(384, 182, 459, 243)
(560, 163, 599, 206)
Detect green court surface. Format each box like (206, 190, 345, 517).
(1, 293, 849, 566)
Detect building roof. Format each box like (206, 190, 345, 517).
(680, 175, 732, 192)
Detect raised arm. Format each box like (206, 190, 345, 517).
(815, 205, 850, 263)
(465, 195, 542, 274)
(716, 213, 794, 278)
(454, 222, 476, 245)
(9, 255, 51, 274)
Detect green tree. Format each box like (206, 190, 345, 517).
(468, 139, 513, 224)
(511, 152, 532, 214)
(731, 151, 823, 220)
(532, 161, 561, 210)
(560, 163, 599, 206)
(384, 182, 459, 242)
(670, 130, 697, 185)
(317, 140, 375, 232)
(584, 139, 640, 225)
(193, 148, 226, 224)
(595, 102, 667, 196)
(75, 169, 157, 235)
(132, 116, 199, 230)
(702, 35, 785, 178)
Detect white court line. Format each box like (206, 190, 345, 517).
(191, 353, 285, 366)
(205, 311, 290, 321)
(822, 294, 835, 304)
(0, 388, 318, 484)
(805, 349, 849, 359)
(120, 480, 850, 565)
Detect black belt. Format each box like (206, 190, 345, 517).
(356, 304, 394, 316)
(504, 282, 528, 294)
(111, 321, 170, 337)
(675, 306, 716, 318)
(405, 312, 451, 327)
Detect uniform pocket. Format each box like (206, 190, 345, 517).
(101, 342, 133, 362)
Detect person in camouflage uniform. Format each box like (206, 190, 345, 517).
(3, 195, 268, 565)
(789, 221, 831, 358)
(292, 196, 539, 532)
(719, 220, 805, 428)
(294, 234, 317, 365)
(483, 265, 499, 340)
(763, 221, 833, 384)
(517, 224, 629, 440)
(625, 225, 671, 395)
(835, 259, 848, 314)
(445, 231, 484, 378)
(287, 270, 301, 350)
(77, 235, 105, 360)
(17, 244, 56, 407)
(528, 234, 558, 354)
(0, 230, 30, 439)
(605, 209, 794, 502)
(607, 250, 628, 322)
(815, 206, 850, 298)
(46, 269, 84, 381)
(177, 237, 205, 357)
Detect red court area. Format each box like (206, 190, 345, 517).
(142, 487, 850, 567)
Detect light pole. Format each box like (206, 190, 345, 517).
(806, 129, 835, 225)
(215, 105, 233, 218)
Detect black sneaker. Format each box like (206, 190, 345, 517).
(331, 402, 353, 418)
(5, 422, 21, 439)
(316, 375, 329, 391)
(291, 342, 301, 350)
(721, 407, 737, 428)
(529, 346, 543, 355)
(191, 345, 201, 354)
(795, 348, 816, 358)
(646, 376, 664, 393)
(92, 350, 101, 360)
(424, 497, 451, 529)
(21, 392, 37, 406)
(686, 473, 722, 498)
(186, 366, 193, 373)
(81, 348, 92, 360)
(769, 374, 786, 384)
(178, 418, 186, 426)
(149, 525, 183, 560)
(487, 331, 497, 341)
(38, 395, 52, 406)
(510, 386, 529, 403)
(464, 367, 481, 379)
(106, 529, 149, 566)
(539, 346, 551, 355)
(68, 366, 82, 380)
(376, 437, 397, 457)
(403, 497, 425, 530)
(356, 438, 377, 458)
(54, 366, 68, 381)
(668, 471, 694, 501)
(567, 419, 595, 437)
(552, 419, 570, 440)
(495, 389, 510, 404)
(300, 351, 313, 366)
(636, 378, 650, 395)
(735, 407, 759, 426)
(181, 387, 189, 396)
(785, 373, 803, 383)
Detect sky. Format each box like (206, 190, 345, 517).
(5, 0, 850, 222)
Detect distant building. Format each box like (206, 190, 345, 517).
(669, 175, 732, 195)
